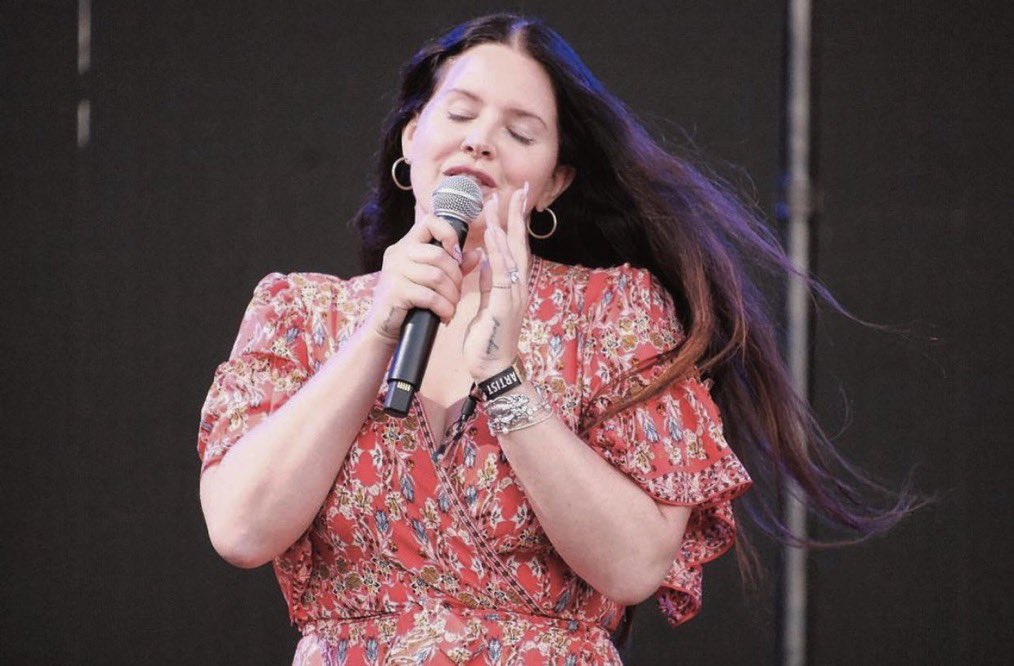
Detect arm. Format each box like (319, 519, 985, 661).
(495, 381, 691, 605)
(466, 188, 689, 605)
(200, 216, 481, 569)
(200, 324, 395, 568)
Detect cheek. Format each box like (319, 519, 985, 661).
(408, 120, 460, 204)
(502, 149, 559, 193)
(407, 119, 438, 163)
(417, 113, 463, 151)
(410, 131, 442, 161)
(502, 146, 557, 184)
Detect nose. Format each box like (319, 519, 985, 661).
(460, 132, 495, 158)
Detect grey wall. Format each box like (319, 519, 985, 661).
(3, 1, 1010, 663)
(808, 2, 1012, 663)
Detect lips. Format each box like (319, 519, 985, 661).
(444, 166, 496, 188)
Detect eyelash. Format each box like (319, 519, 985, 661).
(447, 113, 534, 146)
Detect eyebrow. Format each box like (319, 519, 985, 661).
(445, 88, 548, 129)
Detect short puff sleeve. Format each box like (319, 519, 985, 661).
(196, 272, 315, 473)
(579, 265, 752, 626)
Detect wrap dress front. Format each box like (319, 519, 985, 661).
(197, 255, 753, 664)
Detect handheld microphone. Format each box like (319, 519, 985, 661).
(382, 175, 484, 417)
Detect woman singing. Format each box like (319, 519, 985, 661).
(196, 13, 915, 664)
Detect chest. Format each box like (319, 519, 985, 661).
(416, 326, 478, 439)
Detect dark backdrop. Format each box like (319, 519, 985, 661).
(3, 1, 1010, 663)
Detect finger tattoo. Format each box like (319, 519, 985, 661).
(485, 317, 501, 356)
(382, 308, 399, 336)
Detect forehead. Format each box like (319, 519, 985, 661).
(431, 43, 557, 121)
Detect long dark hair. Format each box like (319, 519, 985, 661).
(353, 13, 919, 568)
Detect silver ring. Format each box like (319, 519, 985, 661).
(507, 269, 521, 284)
(491, 283, 512, 289)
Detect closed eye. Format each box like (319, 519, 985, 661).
(448, 113, 535, 146)
(508, 129, 534, 145)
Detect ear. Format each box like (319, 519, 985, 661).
(538, 164, 577, 210)
(400, 116, 419, 162)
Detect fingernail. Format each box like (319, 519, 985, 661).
(452, 246, 463, 264)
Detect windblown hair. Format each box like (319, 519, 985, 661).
(352, 14, 919, 564)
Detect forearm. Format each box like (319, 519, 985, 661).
(496, 382, 688, 605)
(200, 325, 395, 568)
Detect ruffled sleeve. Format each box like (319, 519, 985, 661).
(578, 264, 752, 626)
(196, 272, 314, 472)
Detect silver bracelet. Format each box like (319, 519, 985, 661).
(485, 388, 554, 435)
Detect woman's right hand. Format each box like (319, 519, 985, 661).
(365, 205, 481, 345)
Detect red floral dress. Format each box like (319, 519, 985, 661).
(197, 255, 752, 665)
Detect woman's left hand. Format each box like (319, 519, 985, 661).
(462, 182, 531, 382)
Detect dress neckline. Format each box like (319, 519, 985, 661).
(414, 254, 545, 455)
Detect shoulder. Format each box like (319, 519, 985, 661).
(249, 271, 380, 311)
(583, 262, 666, 308)
(540, 259, 685, 357)
(534, 257, 670, 318)
(234, 271, 379, 358)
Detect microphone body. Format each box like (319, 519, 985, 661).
(383, 176, 483, 417)
(383, 222, 468, 416)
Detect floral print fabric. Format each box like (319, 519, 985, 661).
(197, 255, 752, 664)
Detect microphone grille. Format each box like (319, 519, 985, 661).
(433, 175, 484, 223)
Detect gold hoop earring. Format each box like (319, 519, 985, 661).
(391, 156, 413, 191)
(527, 207, 558, 239)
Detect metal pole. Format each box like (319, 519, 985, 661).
(782, 0, 814, 664)
(77, 0, 91, 149)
